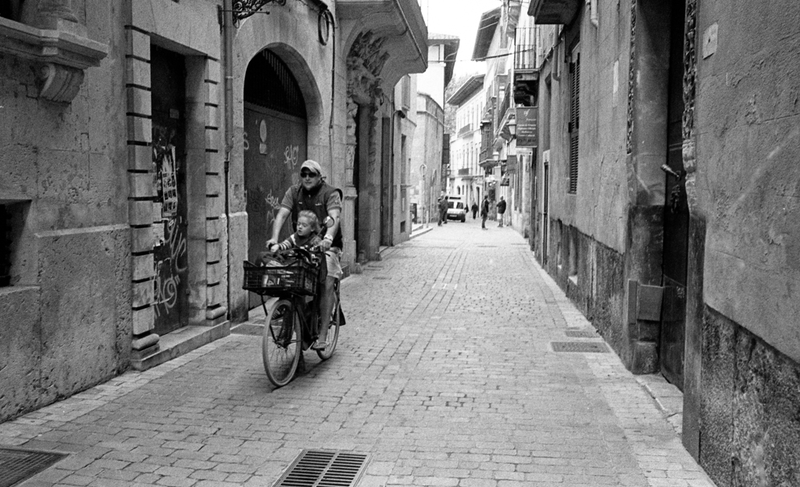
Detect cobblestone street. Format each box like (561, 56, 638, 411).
(1, 218, 716, 486)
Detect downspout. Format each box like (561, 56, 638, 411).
(326, 9, 336, 186)
(221, 0, 234, 319)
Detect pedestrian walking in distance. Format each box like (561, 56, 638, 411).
(471, 201, 479, 219)
(438, 196, 448, 226)
(496, 196, 506, 227)
(480, 195, 490, 230)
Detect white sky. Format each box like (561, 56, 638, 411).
(419, 0, 502, 78)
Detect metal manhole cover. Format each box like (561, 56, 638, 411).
(274, 450, 369, 487)
(564, 329, 597, 338)
(551, 342, 609, 353)
(0, 447, 66, 487)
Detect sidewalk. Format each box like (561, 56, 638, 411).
(0, 218, 714, 487)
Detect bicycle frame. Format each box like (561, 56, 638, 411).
(252, 244, 342, 387)
(260, 290, 318, 350)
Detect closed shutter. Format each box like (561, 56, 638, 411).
(568, 52, 580, 194)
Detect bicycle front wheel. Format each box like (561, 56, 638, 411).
(316, 288, 341, 360)
(262, 298, 302, 387)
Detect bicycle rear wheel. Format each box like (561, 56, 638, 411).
(262, 298, 301, 387)
(316, 286, 340, 360)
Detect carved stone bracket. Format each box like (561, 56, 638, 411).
(0, 16, 107, 103)
(346, 31, 390, 105)
(38, 62, 84, 102)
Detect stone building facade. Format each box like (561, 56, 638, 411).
(529, 0, 800, 484)
(0, 0, 426, 422)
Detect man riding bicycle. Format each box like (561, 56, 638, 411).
(266, 160, 342, 351)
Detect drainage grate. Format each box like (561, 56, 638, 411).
(564, 329, 598, 338)
(0, 447, 66, 487)
(551, 341, 609, 353)
(274, 450, 369, 487)
(371, 276, 391, 280)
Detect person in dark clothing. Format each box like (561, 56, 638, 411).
(471, 202, 479, 219)
(496, 196, 507, 227)
(438, 196, 448, 226)
(480, 196, 490, 229)
(267, 160, 341, 350)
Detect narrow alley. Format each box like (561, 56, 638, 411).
(0, 219, 715, 487)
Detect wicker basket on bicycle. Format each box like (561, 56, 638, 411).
(242, 251, 321, 296)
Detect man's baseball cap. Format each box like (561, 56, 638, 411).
(300, 160, 323, 176)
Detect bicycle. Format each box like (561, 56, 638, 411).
(242, 235, 342, 387)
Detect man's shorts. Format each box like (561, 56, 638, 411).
(326, 247, 343, 280)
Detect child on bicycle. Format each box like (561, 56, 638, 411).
(268, 209, 329, 289)
(269, 210, 323, 253)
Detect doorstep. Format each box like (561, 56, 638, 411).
(130, 322, 230, 371)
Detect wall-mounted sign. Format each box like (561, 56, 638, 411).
(516, 107, 538, 148)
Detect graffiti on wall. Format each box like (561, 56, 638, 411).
(283, 144, 299, 170)
(152, 126, 187, 321)
(153, 127, 178, 218)
(153, 217, 187, 317)
(264, 191, 282, 229)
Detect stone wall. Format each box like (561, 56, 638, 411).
(695, 0, 800, 366)
(700, 307, 800, 487)
(545, 220, 627, 365)
(0, 0, 129, 421)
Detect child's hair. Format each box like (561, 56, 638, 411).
(297, 210, 320, 233)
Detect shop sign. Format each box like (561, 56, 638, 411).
(517, 107, 538, 148)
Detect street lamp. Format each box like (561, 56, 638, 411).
(508, 119, 517, 138)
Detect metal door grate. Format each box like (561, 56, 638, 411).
(0, 447, 66, 487)
(275, 450, 369, 487)
(551, 341, 608, 353)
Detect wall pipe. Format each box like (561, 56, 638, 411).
(221, 0, 234, 319)
(590, 0, 599, 28)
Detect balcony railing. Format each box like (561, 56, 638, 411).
(497, 84, 512, 129)
(457, 123, 472, 137)
(514, 26, 538, 70)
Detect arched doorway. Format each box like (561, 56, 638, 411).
(243, 49, 307, 308)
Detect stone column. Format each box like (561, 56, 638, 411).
(623, 0, 672, 374)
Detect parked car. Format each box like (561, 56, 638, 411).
(447, 197, 467, 222)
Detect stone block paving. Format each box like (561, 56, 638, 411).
(1, 218, 716, 486)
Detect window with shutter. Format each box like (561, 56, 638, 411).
(568, 49, 580, 194)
